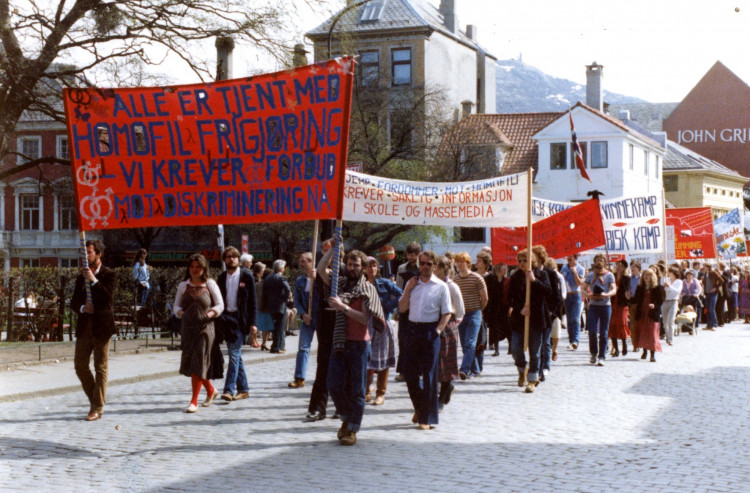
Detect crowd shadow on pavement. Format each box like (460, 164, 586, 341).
(138, 365, 750, 493)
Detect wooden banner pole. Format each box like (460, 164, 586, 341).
(78, 231, 93, 307)
(524, 167, 532, 353)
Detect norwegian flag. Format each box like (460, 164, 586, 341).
(569, 110, 591, 182)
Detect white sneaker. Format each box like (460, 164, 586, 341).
(185, 403, 198, 413)
(202, 390, 220, 407)
(597, 358, 605, 366)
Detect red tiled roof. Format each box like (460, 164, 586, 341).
(442, 102, 662, 176)
(446, 112, 560, 174)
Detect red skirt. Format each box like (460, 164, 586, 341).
(438, 321, 459, 383)
(635, 317, 662, 352)
(608, 302, 630, 340)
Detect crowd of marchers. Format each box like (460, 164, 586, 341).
(70, 240, 743, 445)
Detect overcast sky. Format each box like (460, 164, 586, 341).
(292, 0, 750, 103)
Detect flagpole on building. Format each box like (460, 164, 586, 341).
(524, 167, 532, 353)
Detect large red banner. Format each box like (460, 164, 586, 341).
(491, 199, 605, 264)
(665, 207, 716, 259)
(63, 57, 355, 230)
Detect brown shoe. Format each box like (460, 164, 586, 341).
(220, 393, 234, 402)
(365, 391, 371, 403)
(417, 423, 433, 430)
(337, 421, 349, 440)
(86, 412, 101, 421)
(412, 412, 418, 424)
(339, 430, 357, 446)
(524, 382, 536, 393)
(233, 391, 249, 400)
(373, 394, 385, 406)
(517, 367, 528, 387)
(288, 378, 305, 389)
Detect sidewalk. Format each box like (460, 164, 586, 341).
(0, 332, 315, 403)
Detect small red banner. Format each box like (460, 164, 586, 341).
(491, 198, 605, 264)
(665, 207, 716, 259)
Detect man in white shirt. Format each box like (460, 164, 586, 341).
(398, 250, 453, 430)
(218, 247, 257, 402)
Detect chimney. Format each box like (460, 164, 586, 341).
(215, 36, 235, 80)
(586, 61, 604, 112)
(440, 0, 459, 34)
(461, 100, 474, 118)
(466, 24, 477, 41)
(619, 109, 631, 121)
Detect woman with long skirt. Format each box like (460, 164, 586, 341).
(609, 260, 631, 357)
(633, 268, 663, 362)
(174, 253, 224, 413)
(435, 256, 464, 409)
(364, 257, 401, 405)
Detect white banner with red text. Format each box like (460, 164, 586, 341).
(342, 171, 528, 227)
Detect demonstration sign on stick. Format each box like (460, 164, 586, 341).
(664, 207, 715, 259)
(342, 170, 528, 227)
(63, 57, 355, 230)
(713, 208, 747, 259)
(531, 193, 664, 256)
(491, 199, 605, 265)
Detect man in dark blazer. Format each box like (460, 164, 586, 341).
(71, 239, 116, 421)
(217, 246, 257, 402)
(262, 259, 291, 353)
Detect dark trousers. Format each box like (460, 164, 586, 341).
(716, 293, 726, 325)
(327, 340, 370, 433)
(271, 312, 286, 351)
(540, 325, 552, 372)
(74, 323, 111, 414)
(403, 321, 441, 426)
(308, 309, 335, 415)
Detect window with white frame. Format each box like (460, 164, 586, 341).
(591, 141, 608, 168)
(59, 258, 78, 268)
(17, 136, 42, 164)
(20, 258, 41, 267)
(550, 143, 567, 170)
(570, 141, 587, 169)
(391, 48, 412, 86)
(628, 144, 634, 170)
(664, 175, 678, 192)
(56, 135, 70, 160)
(20, 194, 40, 230)
(359, 50, 379, 87)
(58, 194, 77, 230)
(360, 0, 387, 22)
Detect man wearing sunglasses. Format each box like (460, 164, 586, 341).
(398, 250, 453, 430)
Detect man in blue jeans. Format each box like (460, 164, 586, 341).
(217, 247, 257, 402)
(288, 252, 319, 389)
(561, 255, 585, 350)
(325, 246, 385, 446)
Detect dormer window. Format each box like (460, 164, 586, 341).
(360, 0, 387, 23)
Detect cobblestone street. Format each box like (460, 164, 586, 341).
(1, 322, 749, 492)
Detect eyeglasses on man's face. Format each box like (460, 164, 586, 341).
(419, 261, 433, 267)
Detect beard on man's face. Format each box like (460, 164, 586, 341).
(345, 268, 362, 282)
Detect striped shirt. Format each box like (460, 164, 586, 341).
(452, 272, 487, 312)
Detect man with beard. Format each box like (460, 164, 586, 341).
(217, 247, 257, 402)
(72, 239, 116, 421)
(398, 250, 453, 429)
(325, 241, 385, 446)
